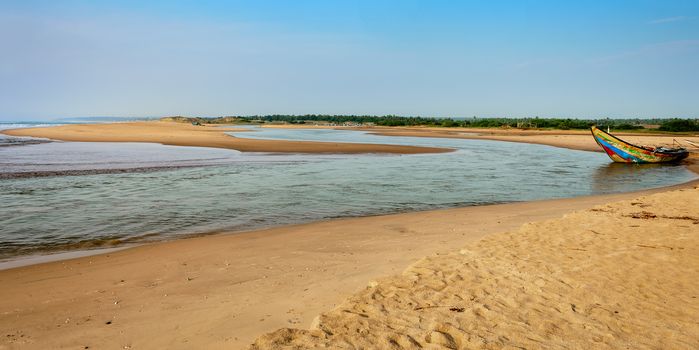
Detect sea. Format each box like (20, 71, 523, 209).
(0, 122, 63, 147)
(1, 123, 696, 265)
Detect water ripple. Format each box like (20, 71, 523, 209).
(0, 128, 696, 261)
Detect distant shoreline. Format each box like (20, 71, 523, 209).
(1, 121, 452, 155)
(6, 120, 697, 156)
(255, 123, 699, 173)
(1, 121, 698, 349)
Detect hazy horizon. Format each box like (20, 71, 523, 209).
(1, 1, 698, 121)
(2, 115, 699, 123)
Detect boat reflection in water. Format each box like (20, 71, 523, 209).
(591, 162, 687, 193)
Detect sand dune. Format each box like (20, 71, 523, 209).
(251, 186, 699, 349)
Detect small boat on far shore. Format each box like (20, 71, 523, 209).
(591, 126, 689, 163)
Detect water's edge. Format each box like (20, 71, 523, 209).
(2, 175, 697, 271)
(1, 126, 696, 269)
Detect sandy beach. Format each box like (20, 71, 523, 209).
(359, 126, 699, 154)
(252, 185, 699, 349)
(1, 122, 450, 155)
(2, 183, 696, 350)
(259, 123, 699, 167)
(7, 121, 699, 158)
(4, 1, 698, 349)
(1, 124, 698, 349)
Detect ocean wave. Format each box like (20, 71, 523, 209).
(0, 123, 63, 131)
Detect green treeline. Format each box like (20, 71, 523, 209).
(161, 115, 699, 132)
(658, 119, 699, 132)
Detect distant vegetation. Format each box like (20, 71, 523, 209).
(658, 119, 699, 132)
(160, 116, 198, 123)
(159, 115, 699, 132)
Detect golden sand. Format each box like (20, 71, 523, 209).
(1, 121, 451, 155)
(251, 186, 699, 349)
(3, 186, 695, 349)
(363, 126, 699, 154)
(0, 123, 697, 349)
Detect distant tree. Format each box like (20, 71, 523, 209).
(441, 119, 458, 127)
(658, 119, 699, 132)
(167, 115, 699, 132)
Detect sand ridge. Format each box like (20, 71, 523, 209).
(1, 121, 452, 154)
(1, 121, 451, 155)
(359, 126, 699, 154)
(5, 121, 698, 159)
(251, 186, 699, 349)
(262, 124, 699, 169)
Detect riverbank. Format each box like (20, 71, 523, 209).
(363, 126, 699, 156)
(1, 123, 698, 349)
(257, 123, 699, 154)
(2, 182, 697, 350)
(252, 184, 699, 349)
(259, 124, 699, 171)
(0, 121, 450, 155)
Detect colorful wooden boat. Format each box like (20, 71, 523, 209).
(590, 126, 689, 163)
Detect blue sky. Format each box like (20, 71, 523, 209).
(1, 1, 698, 120)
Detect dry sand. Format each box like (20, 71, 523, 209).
(251, 186, 699, 349)
(3, 185, 696, 350)
(1, 121, 450, 155)
(361, 126, 699, 154)
(262, 124, 699, 162)
(269, 124, 699, 173)
(1, 124, 698, 349)
(1, 184, 697, 349)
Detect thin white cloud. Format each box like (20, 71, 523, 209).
(648, 16, 687, 24)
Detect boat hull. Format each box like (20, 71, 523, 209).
(591, 126, 689, 163)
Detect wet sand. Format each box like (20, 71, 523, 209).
(1, 123, 698, 349)
(252, 185, 699, 349)
(2, 184, 697, 350)
(1, 122, 450, 155)
(360, 126, 699, 154)
(260, 123, 699, 159)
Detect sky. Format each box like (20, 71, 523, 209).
(1, 0, 698, 121)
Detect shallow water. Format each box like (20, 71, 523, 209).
(0, 122, 59, 147)
(0, 126, 695, 261)
(2, 142, 242, 177)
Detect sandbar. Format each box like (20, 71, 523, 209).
(1, 122, 451, 155)
(1, 123, 698, 349)
(360, 125, 699, 154)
